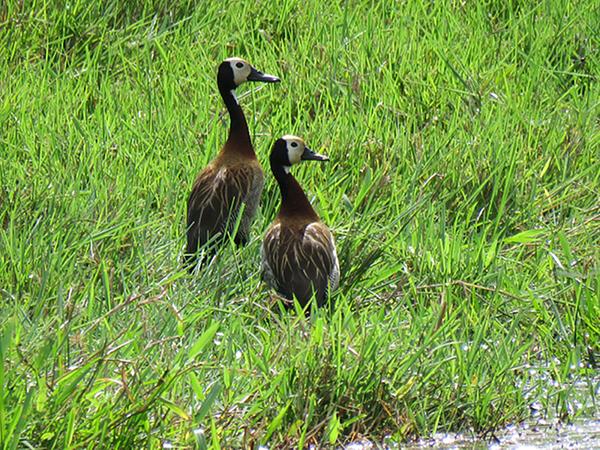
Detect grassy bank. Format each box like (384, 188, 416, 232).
(1, 0, 598, 447)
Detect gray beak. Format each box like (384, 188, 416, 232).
(247, 66, 280, 83)
(301, 147, 329, 161)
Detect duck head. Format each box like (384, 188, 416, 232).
(270, 135, 329, 173)
(218, 57, 280, 91)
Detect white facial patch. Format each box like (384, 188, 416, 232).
(284, 136, 305, 165)
(226, 58, 251, 86)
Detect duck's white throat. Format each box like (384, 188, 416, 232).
(229, 90, 238, 105)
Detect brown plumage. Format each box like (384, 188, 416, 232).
(261, 135, 339, 308)
(185, 58, 279, 271)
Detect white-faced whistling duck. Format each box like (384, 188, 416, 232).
(261, 135, 340, 308)
(185, 58, 280, 271)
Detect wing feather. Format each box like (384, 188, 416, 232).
(186, 162, 263, 259)
(261, 221, 339, 307)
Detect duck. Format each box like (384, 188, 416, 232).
(261, 135, 339, 308)
(185, 58, 280, 270)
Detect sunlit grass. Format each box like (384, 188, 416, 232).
(1, 0, 598, 447)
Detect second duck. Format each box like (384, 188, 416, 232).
(261, 135, 339, 308)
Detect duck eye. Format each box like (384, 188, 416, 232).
(290, 142, 298, 148)
(236, 62, 244, 68)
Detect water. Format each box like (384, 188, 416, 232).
(403, 418, 600, 449)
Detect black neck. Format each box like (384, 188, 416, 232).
(271, 164, 319, 220)
(219, 84, 253, 152)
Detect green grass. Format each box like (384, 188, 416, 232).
(1, 0, 599, 447)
